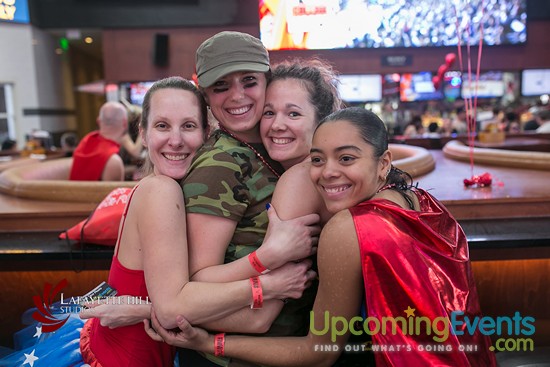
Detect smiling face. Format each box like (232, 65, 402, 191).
(310, 119, 391, 213)
(203, 71, 267, 143)
(260, 78, 317, 170)
(142, 88, 206, 180)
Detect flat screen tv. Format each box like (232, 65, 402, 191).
(382, 73, 400, 98)
(400, 72, 443, 102)
(0, 0, 30, 24)
(461, 71, 504, 99)
(120, 82, 155, 106)
(258, 0, 527, 50)
(443, 71, 462, 101)
(337, 74, 382, 103)
(521, 69, 550, 96)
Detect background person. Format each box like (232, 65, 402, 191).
(148, 107, 497, 367)
(59, 132, 78, 157)
(69, 101, 128, 181)
(1, 139, 17, 152)
(402, 115, 424, 137)
(451, 106, 468, 134)
(119, 97, 145, 163)
(425, 121, 441, 137)
(502, 111, 521, 133)
(535, 109, 550, 133)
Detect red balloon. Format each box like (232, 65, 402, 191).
(432, 75, 440, 90)
(445, 52, 456, 68)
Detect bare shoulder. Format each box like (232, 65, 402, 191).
(134, 175, 183, 202)
(277, 161, 311, 185)
(102, 154, 125, 181)
(131, 176, 186, 239)
(319, 210, 358, 255)
(321, 210, 354, 237)
(140, 174, 180, 186)
(273, 161, 323, 220)
(317, 209, 362, 287)
(138, 174, 178, 188)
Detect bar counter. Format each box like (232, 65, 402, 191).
(0, 193, 95, 232)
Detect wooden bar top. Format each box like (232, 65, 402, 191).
(0, 193, 96, 232)
(472, 137, 550, 152)
(415, 150, 550, 220)
(390, 132, 550, 151)
(0, 152, 67, 172)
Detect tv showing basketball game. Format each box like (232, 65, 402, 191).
(258, 0, 527, 50)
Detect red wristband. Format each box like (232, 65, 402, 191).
(249, 276, 263, 309)
(214, 333, 225, 357)
(248, 251, 269, 274)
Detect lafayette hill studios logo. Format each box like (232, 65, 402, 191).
(32, 279, 70, 332)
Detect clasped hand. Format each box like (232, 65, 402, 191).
(145, 309, 210, 351)
(259, 204, 321, 270)
(80, 296, 151, 329)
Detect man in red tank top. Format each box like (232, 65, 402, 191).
(69, 101, 128, 181)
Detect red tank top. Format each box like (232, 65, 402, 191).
(81, 186, 175, 366)
(69, 131, 120, 181)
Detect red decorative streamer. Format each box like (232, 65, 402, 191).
(455, 1, 492, 188)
